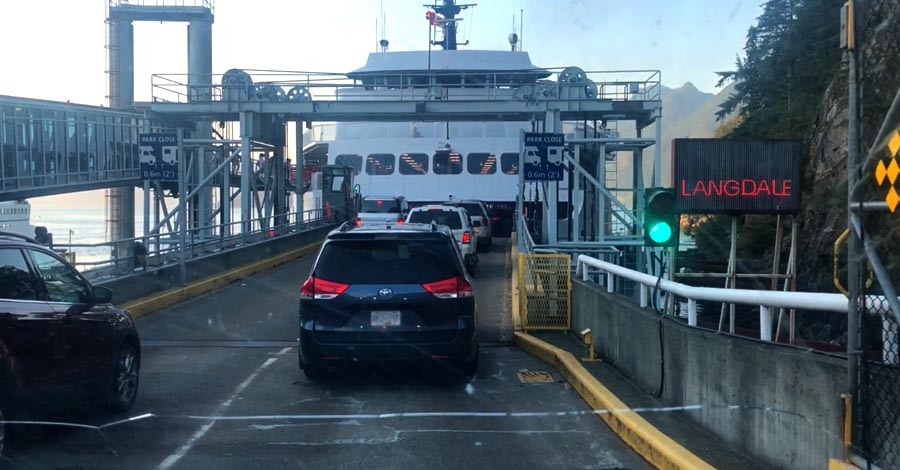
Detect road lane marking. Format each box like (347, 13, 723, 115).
(155, 348, 291, 470)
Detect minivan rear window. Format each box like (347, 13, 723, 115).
(458, 203, 485, 218)
(408, 209, 462, 229)
(362, 199, 401, 213)
(315, 239, 458, 284)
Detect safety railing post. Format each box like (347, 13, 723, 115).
(687, 299, 697, 326)
(606, 272, 614, 293)
(760, 306, 773, 341)
(640, 285, 648, 308)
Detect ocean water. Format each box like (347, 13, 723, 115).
(32, 207, 147, 265)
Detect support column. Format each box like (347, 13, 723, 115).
(240, 112, 253, 236)
(221, 145, 231, 236)
(596, 143, 606, 241)
(295, 120, 304, 225)
(188, 19, 213, 237)
(545, 110, 560, 245)
(106, 18, 135, 267)
(572, 146, 581, 242)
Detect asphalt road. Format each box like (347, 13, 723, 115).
(2, 238, 650, 470)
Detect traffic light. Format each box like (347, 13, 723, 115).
(643, 188, 678, 247)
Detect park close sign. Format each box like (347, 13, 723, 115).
(673, 139, 801, 214)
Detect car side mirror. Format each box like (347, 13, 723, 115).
(92, 286, 113, 304)
(472, 220, 482, 227)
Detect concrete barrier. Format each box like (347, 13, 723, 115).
(572, 279, 846, 470)
(99, 224, 336, 305)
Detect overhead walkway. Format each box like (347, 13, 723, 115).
(0, 95, 164, 199)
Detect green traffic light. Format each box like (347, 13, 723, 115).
(648, 221, 673, 244)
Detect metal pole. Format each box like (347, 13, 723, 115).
(729, 216, 737, 334)
(296, 120, 304, 227)
(846, 31, 861, 398)
(142, 180, 150, 239)
(517, 129, 525, 252)
(177, 129, 187, 286)
(222, 144, 231, 236)
(653, 106, 662, 187)
(572, 145, 581, 242)
(771, 214, 783, 290)
(240, 112, 253, 237)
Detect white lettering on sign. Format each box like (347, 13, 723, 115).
(524, 135, 565, 144)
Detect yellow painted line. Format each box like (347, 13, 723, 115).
(514, 331, 715, 470)
(122, 241, 322, 319)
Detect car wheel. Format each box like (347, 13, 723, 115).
(457, 348, 479, 379)
(303, 363, 327, 381)
(107, 342, 140, 411)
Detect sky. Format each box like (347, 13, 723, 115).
(0, 0, 761, 209)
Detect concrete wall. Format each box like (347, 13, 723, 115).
(98, 225, 336, 303)
(572, 280, 846, 470)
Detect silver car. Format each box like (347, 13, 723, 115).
(443, 200, 493, 252)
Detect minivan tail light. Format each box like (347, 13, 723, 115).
(397, 217, 404, 224)
(462, 231, 471, 244)
(300, 276, 349, 300)
(423, 276, 473, 299)
(355, 217, 361, 226)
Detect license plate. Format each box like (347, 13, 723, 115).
(371, 310, 401, 327)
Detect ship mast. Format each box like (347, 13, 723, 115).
(424, 0, 475, 50)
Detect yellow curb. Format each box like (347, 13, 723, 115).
(122, 241, 322, 319)
(515, 331, 715, 470)
(509, 233, 522, 331)
(828, 459, 862, 470)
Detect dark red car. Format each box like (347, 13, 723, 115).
(0, 234, 141, 453)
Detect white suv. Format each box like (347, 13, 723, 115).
(406, 205, 479, 274)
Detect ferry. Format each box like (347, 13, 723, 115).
(303, 0, 575, 236)
(0, 200, 35, 238)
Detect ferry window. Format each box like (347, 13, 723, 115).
(399, 153, 428, 175)
(485, 122, 506, 138)
(334, 154, 362, 175)
(366, 124, 388, 139)
(501, 152, 519, 175)
(365, 154, 395, 175)
(388, 123, 410, 138)
(338, 123, 365, 140)
(411, 122, 435, 138)
(467, 153, 497, 175)
(433, 152, 462, 175)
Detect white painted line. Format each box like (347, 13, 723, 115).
(155, 349, 289, 470)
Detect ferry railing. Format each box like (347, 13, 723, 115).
(109, 0, 214, 11)
(575, 254, 899, 363)
(52, 208, 331, 281)
(150, 69, 662, 104)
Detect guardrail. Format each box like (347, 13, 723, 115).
(575, 254, 899, 363)
(52, 209, 331, 281)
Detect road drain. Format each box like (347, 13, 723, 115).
(517, 370, 554, 383)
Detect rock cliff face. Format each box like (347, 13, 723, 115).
(796, 0, 900, 291)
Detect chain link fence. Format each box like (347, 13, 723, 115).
(859, 293, 900, 470)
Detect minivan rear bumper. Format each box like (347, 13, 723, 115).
(299, 318, 477, 366)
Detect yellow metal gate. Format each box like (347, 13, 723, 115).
(518, 253, 571, 331)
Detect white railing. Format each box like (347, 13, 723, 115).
(575, 254, 899, 363)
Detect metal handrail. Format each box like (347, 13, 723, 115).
(52, 208, 331, 279)
(575, 254, 899, 355)
(150, 69, 662, 104)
